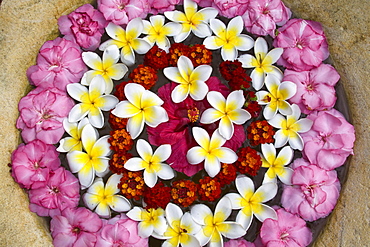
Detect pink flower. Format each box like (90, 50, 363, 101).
(192, 0, 214, 7)
(11, 140, 60, 189)
(285, 63, 340, 114)
(96, 214, 148, 246)
(26, 38, 87, 91)
(50, 207, 103, 247)
(281, 158, 340, 221)
(242, 0, 291, 37)
(29, 167, 80, 217)
(301, 109, 355, 170)
(149, 0, 181, 14)
(147, 77, 245, 176)
(58, 4, 107, 51)
(273, 19, 329, 71)
(212, 0, 249, 18)
(98, 0, 150, 26)
(260, 208, 312, 247)
(225, 238, 256, 247)
(16, 87, 74, 144)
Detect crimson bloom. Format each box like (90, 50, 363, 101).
(147, 77, 245, 176)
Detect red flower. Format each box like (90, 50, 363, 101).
(167, 43, 190, 66)
(247, 120, 275, 146)
(144, 45, 169, 70)
(188, 44, 212, 67)
(129, 64, 157, 90)
(219, 60, 245, 81)
(235, 146, 262, 176)
(109, 151, 132, 174)
(198, 176, 222, 202)
(143, 181, 172, 209)
(215, 163, 237, 187)
(171, 180, 198, 207)
(119, 170, 146, 201)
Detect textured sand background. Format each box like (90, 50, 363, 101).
(0, 0, 369, 246)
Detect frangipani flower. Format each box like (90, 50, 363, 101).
(67, 124, 110, 189)
(57, 118, 89, 153)
(261, 143, 294, 185)
(256, 74, 297, 120)
(81, 45, 128, 94)
(112, 83, 169, 139)
(124, 139, 174, 188)
(127, 206, 167, 238)
(157, 203, 201, 247)
(204, 16, 254, 61)
(164, 0, 218, 42)
(83, 174, 131, 218)
(163, 56, 212, 103)
(187, 127, 238, 177)
(99, 18, 151, 65)
(142, 15, 181, 51)
(268, 104, 313, 150)
(200, 90, 251, 140)
(190, 197, 246, 246)
(225, 175, 277, 230)
(238, 37, 283, 90)
(67, 75, 119, 128)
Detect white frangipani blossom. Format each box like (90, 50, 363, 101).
(164, 0, 218, 42)
(83, 174, 131, 218)
(57, 118, 89, 152)
(124, 139, 174, 188)
(67, 75, 119, 128)
(81, 45, 128, 94)
(268, 104, 313, 150)
(238, 37, 284, 90)
(225, 175, 278, 230)
(127, 207, 167, 238)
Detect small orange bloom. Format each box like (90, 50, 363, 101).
(171, 180, 198, 208)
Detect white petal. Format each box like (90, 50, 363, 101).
(254, 182, 278, 203)
(192, 23, 212, 38)
(200, 108, 223, 124)
(229, 109, 251, 125)
(192, 64, 212, 82)
(163, 67, 182, 83)
(121, 46, 135, 66)
(189, 80, 208, 101)
(215, 197, 232, 221)
(112, 101, 140, 118)
(203, 36, 223, 50)
(187, 146, 206, 164)
(217, 147, 238, 164)
(294, 118, 313, 133)
(219, 117, 234, 140)
(105, 22, 124, 41)
(156, 164, 175, 180)
(276, 146, 293, 166)
(236, 210, 253, 230)
(66, 151, 88, 173)
(279, 81, 297, 100)
(261, 143, 276, 165)
(225, 193, 244, 209)
(190, 204, 212, 225)
(192, 127, 210, 149)
(91, 135, 111, 157)
(109, 195, 131, 212)
(68, 104, 89, 123)
(144, 106, 168, 127)
(288, 132, 304, 151)
(171, 84, 190, 103)
(89, 75, 106, 96)
(274, 130, 289, 148)
(221, 46, 237, 61)
(153, 144, 172, 162)
(209, 18, 226, 37)
(127, 207, 144, 221)
(204, 155, 221, 177)
(254, 37, 268, 55)
(82, 52, 102, 70)
(181, 212, 201, 235)
(277, 167, 294, 185)
(78, 166, 95, 189)
(99, 95, 119, 111)
(144, 169, 158, 188)
(207, 91, 226, 112)
(137, 139, 153, 161)
(268, 114, 285, 128)
(163, 22, 182, 36)
(127, 112, 145, 139)
(88, 109, 104, 128)
(235, 175, 255, 199)
(266, 48, 284, 64)
(165, 203, 183, 229)
(133, 39, 152, 54)
(253, 204, 277, 222)
(227, 16, 243, 36)
(217, 222, 245, 239)
(107, 63, 128, 80)
(174, 29, 192, 43)
(81, 124, 98, 153)
(234, 34, 254, 51)
(197, 7, 219, 21)
(263, 103, 279, 120)
(138, 222, 154, 239)
(95, 202, 111, 218)
(238, 54, 255, 68)
(126, 17, 144, 38)
(124, 157, 146, 171)
(83, 193, 100, 210)
(177, 56, 194, 79)
(67, 83, 88, 102)
(251, 69, 265, 91)
(106, 174, 123, 194)
(103, 44, 120, 64)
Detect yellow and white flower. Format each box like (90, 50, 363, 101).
(83, 174, 131, 218)
(225, 175, 278, 230)
(256, 74, 297, 120)
(66, 124, 110, 189)
(57, 118, 89, 153)
(238, 37, 284, 90)
(67, 75, 119, 128)
(127, 207, 168, 238)
(187, 127, 238, 177)
(81, 45, 128, 94)
(124, 139, 174, 188)
(200, 90, 251, 140)
(190, 197, 246, 246)
(261, 143, 294, 185)
(142, 15, 181, 52)
(112, 83, 169, 139)
(163, 55, 212, 103)
(204, 16, 254, 61)
(99, 18, 151, 65)
(164, 0, 218, 42)
(268, 104, 313, 150)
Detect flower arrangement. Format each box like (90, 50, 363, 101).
(11, 0, 355, 246)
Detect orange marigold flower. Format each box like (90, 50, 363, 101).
(247, 120, 275, 146)
(171, 179, 197, 208)
(119, 170, 146, 201)
(198, 176, 221, 202)
(167, 43, 190, 66)
(114, 80, 130, 101)
(188, 44, 212, 67)
(144, 45, 169, 70)
(108, 112, 128, 130)
(214, 163, 237, 187)
(235, 146, 262, 176)
(143, 181, 172, 209)
(109, 151, 133, 174)
(129, 64, 157, 90)
(109, 129, 133, 152)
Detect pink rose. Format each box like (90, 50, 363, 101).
(51, 207, 103, 247)
(285, 63, 340, 114)
(273, 19, 329, 71)
(29, 167, 80, 217)
(58, 4, 107, 51)
(282, 158, 341, 221)
(242, 0, 291, 37)
(149, 0, 181, 14)
(16, 87, 74, 144)
(225, 238, 256, 247)
(301, 109, 355, 170)
(213, 0, 249, 18)
(26, 37, 87, 91)
(98, 0, 150, 26)
(11, 140, 60, 189)
(260, 208, 312, 246)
